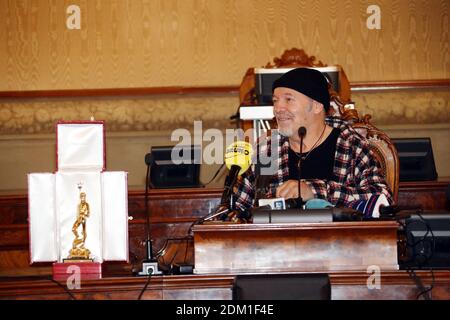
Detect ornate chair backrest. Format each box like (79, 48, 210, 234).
(239, 48, 399, 202)
(329, 93, 399, 203)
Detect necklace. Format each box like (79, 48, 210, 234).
(294, 124, 327, 161)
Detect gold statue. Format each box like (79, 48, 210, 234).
(67, 190, 92, 261)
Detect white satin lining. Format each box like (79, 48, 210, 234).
(102, 172, 129, 261)
(29, 172, 129, 263)
(28, 173, 58, 263)
(58, 124, 104, 171)
(56, 172, 103, 262)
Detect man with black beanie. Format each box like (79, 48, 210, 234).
(231, 67, 393, 214)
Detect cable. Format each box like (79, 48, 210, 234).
(416, 269, 435, 300)
(401, 209, 436, 299)
(137, 273, 152, 300)
(201, 163, 225, 186)
(154, 236, 193, 272)
(143, 155, 159, 266)
(187, 207, 230, 236)
(145, 164, 151, 245)
(405, 267, 434, 300)
(404, 210, 436, 268)
(229, 104, 242, 129)
(48, 276, 77, 300)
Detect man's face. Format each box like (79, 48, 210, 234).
(272, 87, 314, 138)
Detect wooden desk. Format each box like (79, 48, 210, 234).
(0, 179, 448, 274)
(0, 275, 234, 300)
(193, 221, 399, 274)
(0, 271, 449, 300)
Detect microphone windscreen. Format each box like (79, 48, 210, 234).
(224, 141, 253, 175)
(298, 126, 307, 138)
(144, 153, 153, 166)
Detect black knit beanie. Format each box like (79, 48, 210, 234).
(272, 68, 330, 113)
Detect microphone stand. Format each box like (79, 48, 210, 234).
(189, 162, 243, 233)
(138, 154, 162, 276)
(297, 127, 306, 209)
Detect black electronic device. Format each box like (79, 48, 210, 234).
(392, 138, 438, 182)
(250, 204, 378, 223)
(403, 213, 450, 269)
(233, 273, 331, 300)
(148, 145, 201, 188)
(254, 66, 340, 104)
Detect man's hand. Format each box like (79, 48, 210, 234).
(275, 179, 314, 200)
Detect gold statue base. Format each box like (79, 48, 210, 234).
(63, 258, 94, 263)
(66, 247, 91, 260)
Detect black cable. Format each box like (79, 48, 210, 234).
(405, 268, 427, 300)
(201, 163, 225, 186)
(229, 104, 242, 129)
(168, 238, 193, 275)
(144, 158, 157, 263)
(416, 269, 435, 300)
(187, 207, 230, 236)
(405, 267, 434, 300)
(401, 209, 436, 299)
(153, 236, 193, 273)
(48, 276, 77, 300)
(405, 210, 436, 268)
(137, 273, 152, 300)
(145, 164, 151, 245)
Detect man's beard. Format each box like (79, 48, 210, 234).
(275, 112, 296, 138)
(278, 126, 294, 137)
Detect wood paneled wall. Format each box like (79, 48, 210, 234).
(0, 0, 449, 91)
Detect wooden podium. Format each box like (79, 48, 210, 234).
(193, 221, 399, 274)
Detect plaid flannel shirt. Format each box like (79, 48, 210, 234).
(232, 116, 393, 211)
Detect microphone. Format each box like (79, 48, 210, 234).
(220, 141, 253, 208)
(297, 126, 307, 209)
(298, 126, 307, 138)
(139, 152, 162, 276)
(144, 153, 154, 166)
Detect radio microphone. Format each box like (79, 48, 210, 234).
(220, 141, 253, 208)
(188, 141, 253, 227)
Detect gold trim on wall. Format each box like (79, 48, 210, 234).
(0, 88, 449, 135)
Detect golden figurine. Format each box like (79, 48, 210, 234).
(66, 189, 92, 261)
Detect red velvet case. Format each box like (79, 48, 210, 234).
(52, 262, 102, 281)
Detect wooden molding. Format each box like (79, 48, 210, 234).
(351, 79, 450, 92)
(0, 86, 239, 99)
(0, 80, 449, 99)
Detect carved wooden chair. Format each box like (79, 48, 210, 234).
(239, 48, 399, 202)
(329, 92, 399, 203)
